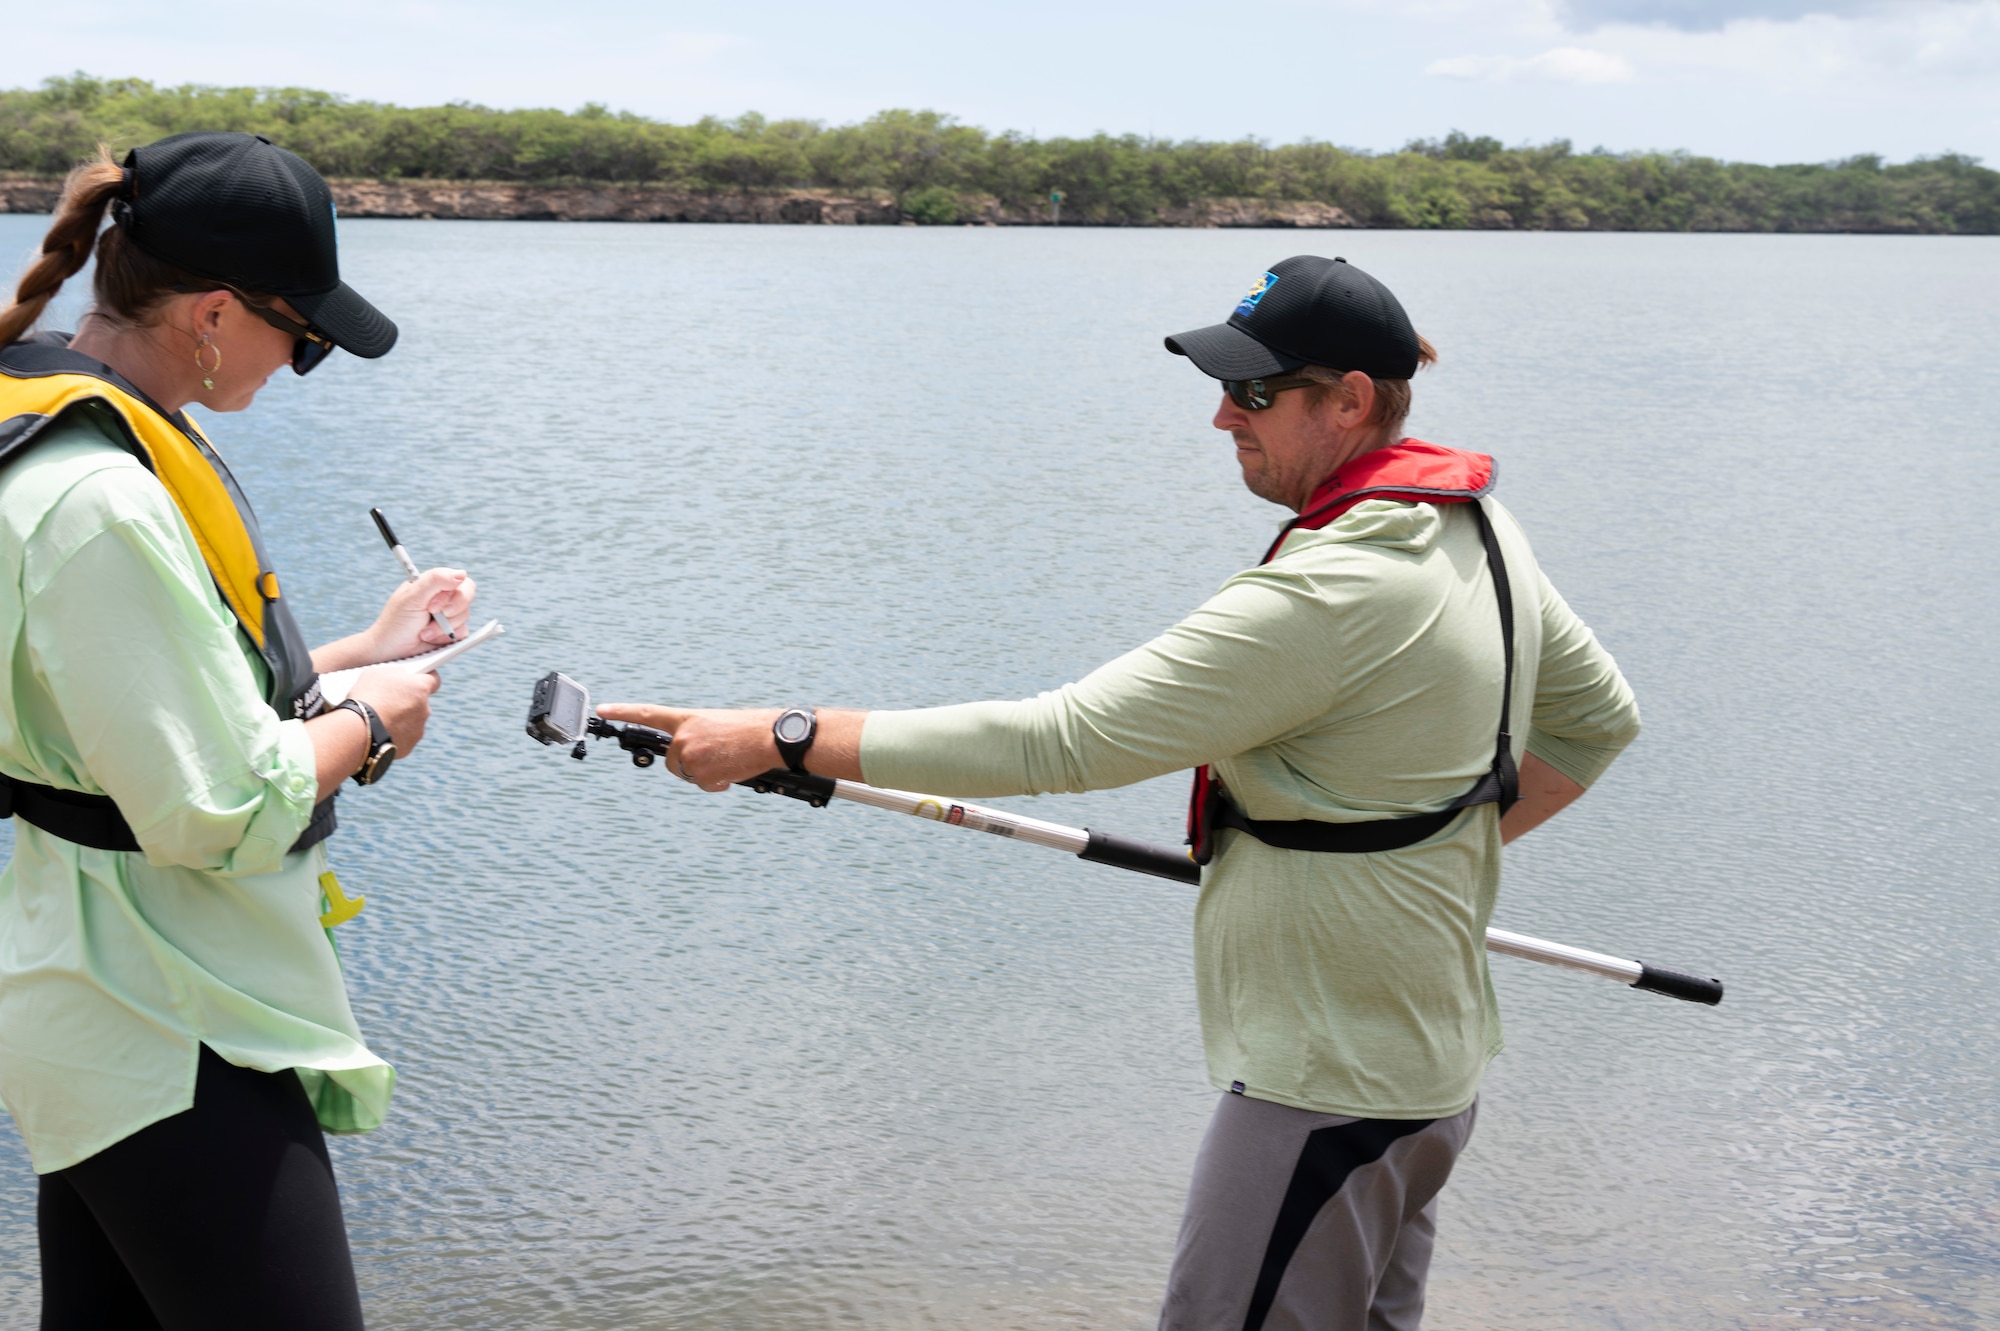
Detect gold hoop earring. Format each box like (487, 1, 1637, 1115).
(194, 335, 222, 391)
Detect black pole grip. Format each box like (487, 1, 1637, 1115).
(1632, 963, 1724, 1006)
(741, 769, 837, 808)
(1079, 829, 1201, 885)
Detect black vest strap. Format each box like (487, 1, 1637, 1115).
(0, 775, 141, 852)
(2, 774, 338, 856)
(294, 795, 339, 853)
(1210, 798, 1464, 855)
(1207, 499, 1520, 856)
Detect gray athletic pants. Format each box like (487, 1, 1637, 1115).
(1158, 1093, 1478, 1331)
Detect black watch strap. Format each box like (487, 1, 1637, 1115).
(772, 707, 818, 773)
(334, 698, 396, 786)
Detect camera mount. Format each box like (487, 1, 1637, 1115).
(528, 672, 835, 806)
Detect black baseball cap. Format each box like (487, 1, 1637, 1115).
(115, 131, 397, 359)
(1165, 255, 1417, 380)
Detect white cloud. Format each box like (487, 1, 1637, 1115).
(1416, 0, 2000, 101)
(1553, 0, 1876, 31)
(1583, 0, 2000, 82)
(1426, 45, 1640, 80)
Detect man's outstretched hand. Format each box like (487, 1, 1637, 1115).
(594, 705, 868, 791)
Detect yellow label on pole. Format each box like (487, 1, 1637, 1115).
(318, 871, 366, 928)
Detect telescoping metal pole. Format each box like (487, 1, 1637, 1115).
(579, 715, 1724, 1007)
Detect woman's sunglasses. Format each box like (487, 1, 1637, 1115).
(1222, 374, 1319, 411)
(176, 283, 339, 376)
(229, 292, 337, 376)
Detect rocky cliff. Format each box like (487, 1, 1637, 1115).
(0, 175, 1352, 228)
(0, 178, 60, 214)
(329, 179, 905, 224)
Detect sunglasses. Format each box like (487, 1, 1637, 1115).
(1222, 374, 1320, 411)
(176, 283, 338, 376)
(229, 291, 337, 376)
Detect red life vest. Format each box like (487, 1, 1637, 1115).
(1185, 439, 1516, 864)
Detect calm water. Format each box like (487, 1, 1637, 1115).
(0, 219, 1995, 1330)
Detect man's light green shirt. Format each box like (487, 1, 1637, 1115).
(862, 496, 1640, 1119)
(0, 418, 392, 1174)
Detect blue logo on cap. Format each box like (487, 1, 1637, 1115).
(1234, 272, 1278, 318)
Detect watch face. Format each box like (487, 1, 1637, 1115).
(774, 710, 813, 744)
(361, 743, 396, 785)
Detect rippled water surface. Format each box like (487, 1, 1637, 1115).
(1, 219, 1995, 1329)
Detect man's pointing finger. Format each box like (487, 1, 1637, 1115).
(594, 703, 688, 733)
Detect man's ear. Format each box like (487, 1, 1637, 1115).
(1337, 370, 1377, 427)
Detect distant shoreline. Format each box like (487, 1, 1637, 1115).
(5, 176, 1987, 232)
(9, 78, 1996, 234)
(0, 176, 1361, 228)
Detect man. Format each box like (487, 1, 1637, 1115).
(600, 254, 1640, 1329)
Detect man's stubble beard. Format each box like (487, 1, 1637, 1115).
(1233, 430, 1294, 508)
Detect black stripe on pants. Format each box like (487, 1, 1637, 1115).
(37, 1044, 365, 1331)
(1158, 1094, 1476, 1331)
(1242, 1119, 1433, 1331)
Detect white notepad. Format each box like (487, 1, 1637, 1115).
(318, 619, 505, 706)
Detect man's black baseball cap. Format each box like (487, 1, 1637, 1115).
(1165, 255, 1417, 380)
(114, 131, 397, 359)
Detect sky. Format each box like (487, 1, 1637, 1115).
(14, 0, 2000, 165)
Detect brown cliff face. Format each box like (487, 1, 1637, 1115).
(326, 180, 906, 224)
(1157, 199, 1354, 228)
(330, 182, 1353, 227)
(0, 178, 61, 214)
(0, 175, 1351, 228)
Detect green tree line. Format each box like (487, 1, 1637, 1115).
(5, 74, 1996, 232)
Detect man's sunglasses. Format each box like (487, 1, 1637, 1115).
(230, 291, 337, 376)
(1222, 374, 1319, 411)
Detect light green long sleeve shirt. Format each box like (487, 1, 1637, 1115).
(0, 417, 392, 1173)
(863, 496, 1640, 1119)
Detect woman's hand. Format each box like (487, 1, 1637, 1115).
(312, 568, 476, 672)
(366, 567, 475, 661)
(594, 704, 869, 790)
(347, 666, 442, 756)
(307, 668, 441, 801)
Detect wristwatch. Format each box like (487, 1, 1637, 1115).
(334, 698, 397, 786)
(772, 707, 818, 773)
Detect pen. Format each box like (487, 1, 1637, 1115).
(369, 507, 457, 643)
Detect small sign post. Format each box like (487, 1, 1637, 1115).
(1050, 189, 1065, 225)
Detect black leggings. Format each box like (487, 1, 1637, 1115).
(37, 1044, 365, 1331)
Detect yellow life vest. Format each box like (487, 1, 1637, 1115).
(0, 335, 335, 848)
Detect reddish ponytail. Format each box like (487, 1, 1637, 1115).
(0, 147, 125, 346)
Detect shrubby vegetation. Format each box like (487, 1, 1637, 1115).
(5, 75, 1996, 232)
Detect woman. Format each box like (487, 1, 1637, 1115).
(0, 132, 473, 1328)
